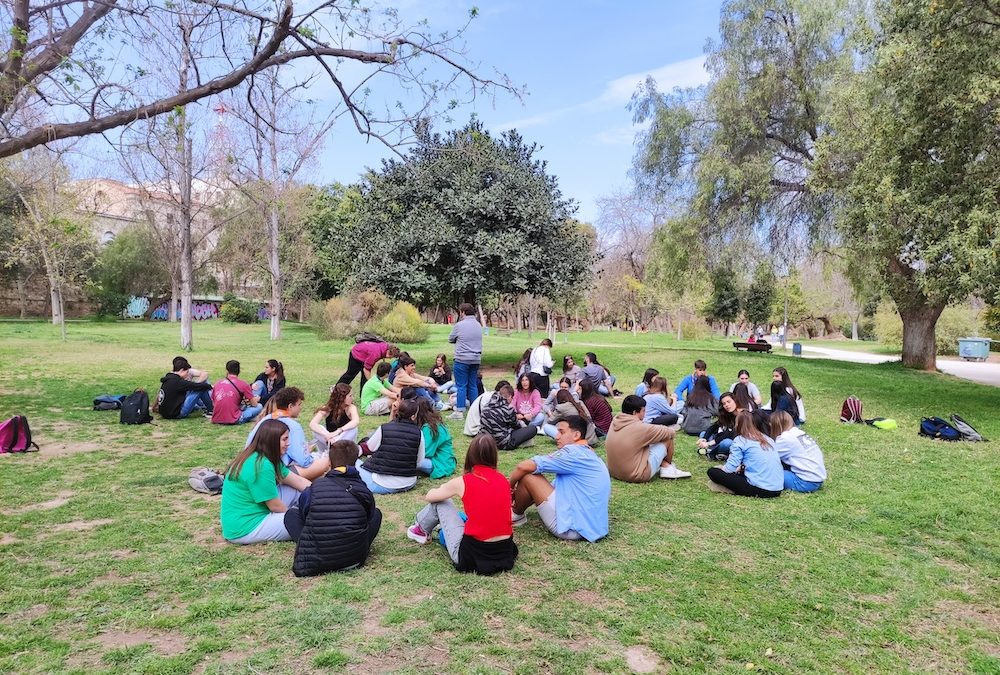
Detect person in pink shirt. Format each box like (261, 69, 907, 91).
(337, 340, 400, 394)
(211, 360, 262, 425)
(512, 374, 544, 428)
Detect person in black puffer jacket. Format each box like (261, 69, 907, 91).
(357, 399, 427, 494)
(285, 440, 381, 576)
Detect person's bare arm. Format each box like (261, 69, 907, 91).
(281, 472, 312, 492)
(295, 456, 331, 481)
(264, 497, 288, 513)
(308, 410, 333, 442)
(509, 459, 538, 489)
(424, 476, 464, 503)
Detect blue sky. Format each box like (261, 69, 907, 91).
(310, 1, 723, 223)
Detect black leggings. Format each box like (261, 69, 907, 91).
(707, 467, 781, 498)
(504, 424, 538, 450)
(337, 354, 367, 393)
(649, 413, 678, 426)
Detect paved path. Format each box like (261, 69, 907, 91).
(798, 345, 1000, 387)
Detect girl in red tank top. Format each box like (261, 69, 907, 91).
(406, 435, 518, 575)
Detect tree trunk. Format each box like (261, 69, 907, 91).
(268, 201, 282, 341)
(899, 303, 944, 370)
(15, 271, 28, 319)
(168, 282, 178, 322)
(851, 315, 860, 341)
(177, 20, 194, 351)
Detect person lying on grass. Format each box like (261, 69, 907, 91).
(406, 434, 518, 575)
(221, 419, 311, 545)
(706, 411, 783, 499)
(309, 383, 360, 451)
(769, 411, 827, 493)
(284, 440, 381, 576)
(509, 415, 611, 542)
(246, 387, 330, 481)
(606, 395, 691, 482)
(356, 399, 427, 495)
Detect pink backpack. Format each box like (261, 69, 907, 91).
(0, 415, 40, 453)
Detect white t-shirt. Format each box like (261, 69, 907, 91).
(529, 345, 554, 376)
(774, 427, 826, 483)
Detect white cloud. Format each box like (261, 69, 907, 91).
(591, 119, 651, 146)
(491, 54, 707, 133)
(596, 55, 709, 105)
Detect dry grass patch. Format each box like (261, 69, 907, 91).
(94, 628, 187, 656)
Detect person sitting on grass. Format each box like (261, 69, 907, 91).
(561, 355, 584, 389)
(697, 392, 738, 460)
(634, 368, 659, 397)
(429, 353, 455, 395)
(360, 362, 398, 416)
(463, 380, 511, 437)
(480, 383, 538, 450)
(542, 389, 597, 445)
(582, 352, 617, 396)
(769, 411, 826, 493)
(392, 355, 450, 411)
(357, 399, 426, 495)
(252, 359, 286, 406)
(606, 395, 690, 482)
(542, 376, 574, 413)
(674, 359, 721, 406)
(246, 387, 331, 481)
(680, 375, 718, 436)
(309, 383, 360, 451)
(578, 378, 613, 437)
(642, 376, 679, 426)
(415, 398, 456, 479)
(509, 416, 611, 542)
(405, 434, 518, 575)
(706, 411, 783, 498)
(284, 439, 381, 576)
(157, 356, 213, 419)
(211, 360, 262, 425)
(220, 419, 311, 545)
(729, 369, 761, 405)
(512, 374, 545, 428)
(767, 367, 806, 424)
(767, 380, 801, 426)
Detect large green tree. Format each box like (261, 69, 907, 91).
(312, 120, 594, 308)
(819, 0, 1000, 369)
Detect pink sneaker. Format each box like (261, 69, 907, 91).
(406, 524, 428, 544)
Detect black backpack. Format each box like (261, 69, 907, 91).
(120, 389, 153, 425)
(354, 331, 386, 344)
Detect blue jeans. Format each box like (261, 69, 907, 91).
(417, 457, 433, 474)
(541, 423, 558, 439)
(526, 412, 545, 428)
(414, 387, 440, 404)
(356, 463, 415, 495)
(598, 374, 617, 396)
(179, 389, 213, 418)
(438, 381, 456, 394)
(237, 404, 263, 424)
(783, 470, 822, 493)
(453, 361, 479, 412)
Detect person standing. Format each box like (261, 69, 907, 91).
(337, 339, 400, 394)
(447, 303, 483, 420)
(528, 338, 555, 395)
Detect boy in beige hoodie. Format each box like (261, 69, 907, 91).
(605, 395, 691, 481)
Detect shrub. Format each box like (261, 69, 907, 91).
(311, 297, 360, 340)
(374, 301, 429, 343)
(678, 318, 713, 341)
(874, 302, 980, 355)
(355, 289, 391, 322)
(219, 297, 261, 324)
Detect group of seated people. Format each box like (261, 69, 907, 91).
(155, 356, 286, 424)
(213, 341, 828, 580)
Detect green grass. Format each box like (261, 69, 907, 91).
(1, 320, 998, 674)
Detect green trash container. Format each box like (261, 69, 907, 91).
(958, 337, 991, 362)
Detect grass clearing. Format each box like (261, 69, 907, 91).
(1, 320, 998, 673)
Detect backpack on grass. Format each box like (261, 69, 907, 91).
(354, 331, 386, 344)
(840, 396, 863, 423)
(0, 415, 40, 453)
(864, 417, 898, 430)
(918, 416, 962, 441)
(949, 414, 986, 442)
(120, 389, 153, 425)
(93, 394, 125, 411)
(189, 467, 224, 495)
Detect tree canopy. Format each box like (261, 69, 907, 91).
(311, 120, 595, 308)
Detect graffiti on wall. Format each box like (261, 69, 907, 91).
(123, 296, 268, 321)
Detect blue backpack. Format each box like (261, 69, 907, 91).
(919, 417, 962, 441)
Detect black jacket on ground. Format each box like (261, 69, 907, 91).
(157, 373, 212, 419)
(361, 419, 422, 476)
(285, 467, 381, 577)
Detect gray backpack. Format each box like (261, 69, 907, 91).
(188, 468, 224, 494)
(950, 414, 986, 442)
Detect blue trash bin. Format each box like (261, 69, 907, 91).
(958, 337, 991, 362)
(792, 342, 802, 356)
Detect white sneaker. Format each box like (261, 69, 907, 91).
(659, 464, 692, 479)
(406, 524, 428, 544)
(447, 410, 465, 420)
(511, 512, 528, 527)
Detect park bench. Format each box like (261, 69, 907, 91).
(733, 341, 772, 353)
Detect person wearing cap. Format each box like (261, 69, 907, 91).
(509, 415, 611, 542)
(156, 356, 214, 419)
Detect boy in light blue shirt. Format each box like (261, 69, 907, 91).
(509, 415, 611, 542)
(674, 359, 721, 403)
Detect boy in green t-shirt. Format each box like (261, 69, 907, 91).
(361, 363, 398, 416)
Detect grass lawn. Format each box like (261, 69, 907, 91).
(1, 320, 997, 674)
